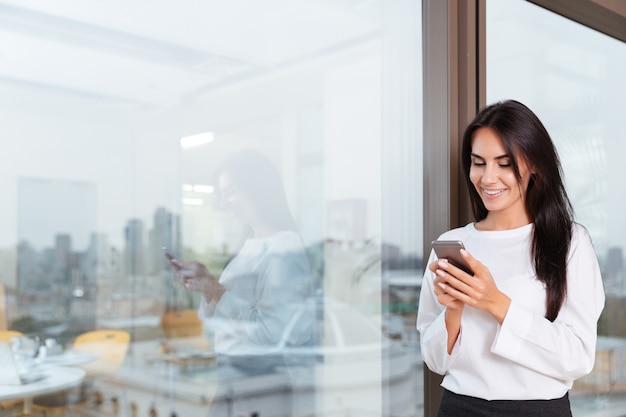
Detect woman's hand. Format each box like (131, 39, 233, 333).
(430, 259, 465, 313)
(429, 259, 464, 353)
(434, 249, 511, 324)
(168, 259, 226, 303)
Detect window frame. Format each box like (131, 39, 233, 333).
(421, 0, 625, 415)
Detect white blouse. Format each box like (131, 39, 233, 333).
(416, 223, 606, 400)
(198, 230, 314, 356)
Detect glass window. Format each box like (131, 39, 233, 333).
(0, 1, 423, 416)
(487, 1, 626, 414)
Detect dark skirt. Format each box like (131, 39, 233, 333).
(437, 389, 572, 417)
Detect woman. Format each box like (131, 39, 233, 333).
(416, 100, 605, 416)
(168, 149, 314, 416)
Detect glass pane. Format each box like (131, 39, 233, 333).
(0, 1, 423, 416)
(487, 1, 626, 414)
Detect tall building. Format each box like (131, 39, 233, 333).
(16, 240, 40, 295)
(124, 219, 147, 277)
(148, 207, 180, 274)
(53, 233, 72, 288)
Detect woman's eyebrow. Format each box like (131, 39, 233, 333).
(470, 152, 509, 159)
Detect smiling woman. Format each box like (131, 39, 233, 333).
(418, 100, 605, 417)
(468, 126, 532, 229)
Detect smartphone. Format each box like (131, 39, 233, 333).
(162, 246, 179, 262)
(163, 247, 188, 276)
(431, 240, 474, 275)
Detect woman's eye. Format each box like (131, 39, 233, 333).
(498, 162, 512, 167)
(471, 161, 485, 166)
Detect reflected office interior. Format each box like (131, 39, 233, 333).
(0, 1, 423, 417)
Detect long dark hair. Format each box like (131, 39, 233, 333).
(461, 100, 573, 321)
(215, 149, 297, 237)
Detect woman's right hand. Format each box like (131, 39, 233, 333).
(430, 259, 465, 312)
(430, 259, 464, 353)
(168, 259, 226, 302)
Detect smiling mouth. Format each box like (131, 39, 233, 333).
(482, 188, 505, 197)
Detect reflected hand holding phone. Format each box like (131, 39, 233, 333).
(162, 246, 179, 262)
(163, 246, 187, 278)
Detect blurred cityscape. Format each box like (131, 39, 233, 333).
(1, 207, 183, 343)
(0, 205, 426, 347)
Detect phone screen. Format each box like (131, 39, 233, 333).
(431, 240, 474, 275)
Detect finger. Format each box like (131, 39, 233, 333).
(436, 259, 462, 277)
(460, 249, 485, 276)
(166, 258, 182, 273)
(435, 287, 463, 308)
(434, 275, 460, 300)
(179, 268, 195, 278)
(437, 281, 474, 305)
(173, 260, 198, 279)
(436, 258, 475, 286)
(436, 269, 475, 300)
(181, 276, 201, 291)
(437, 294, 457, 306)
(433, 276, 449, 293)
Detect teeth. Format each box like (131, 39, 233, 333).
(484, 189, 504, 196)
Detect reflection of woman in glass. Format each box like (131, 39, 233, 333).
(168, 149, 314, 415)
(417, 101, 605, 417)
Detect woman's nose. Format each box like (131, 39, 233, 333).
(483, 164, 498, 183)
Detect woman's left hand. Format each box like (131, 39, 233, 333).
(435, 249, 511, 324)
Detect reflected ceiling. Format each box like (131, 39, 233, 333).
(0, 0, 379, 106)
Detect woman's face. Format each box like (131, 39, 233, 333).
(217, 172, 257, 225)
(469, 127, 532, 223)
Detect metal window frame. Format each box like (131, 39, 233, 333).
(422, 1, 484, 415)
(529, 0, 626, 43)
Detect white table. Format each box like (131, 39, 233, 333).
(43, 351, 99, 367)
(0, 365, 86, 414)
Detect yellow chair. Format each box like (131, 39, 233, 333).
(0, 330, 23, 343)
(32, 330, 130, 417)
(160, 309, 203, 339)
(159, 309, 211, 353)
(72, 330, 130, 378)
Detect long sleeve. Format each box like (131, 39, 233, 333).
(213, 247, 313, 346)
(416, 250, 460, 375)
(415, 222, 605, 401)
(491, 225, 605, 380)
(200, 232, 314, 354)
